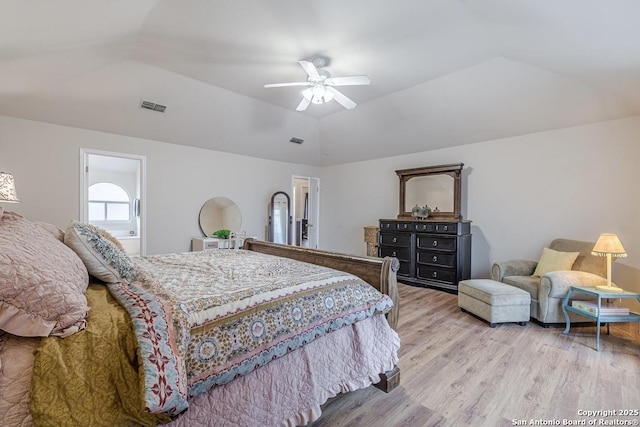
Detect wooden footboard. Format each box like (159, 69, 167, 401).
(243, 239, 400, 330)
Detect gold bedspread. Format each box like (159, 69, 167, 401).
(29, 284, 171, 427)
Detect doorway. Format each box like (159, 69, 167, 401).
(80, 149, 146, 256)
(292, 176, 319, 249)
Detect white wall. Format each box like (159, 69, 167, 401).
(320, 116, 640, 284)
(0, 115, 321, 255)
(2, 113, 639, 288)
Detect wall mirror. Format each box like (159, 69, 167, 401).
(268, 191, 291, 244)
(198, 197, 242, 237)
(397, 163, 463, 220)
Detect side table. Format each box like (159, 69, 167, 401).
(562, 286, 640, 351)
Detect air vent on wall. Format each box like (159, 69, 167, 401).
(139, 99, 167, 113)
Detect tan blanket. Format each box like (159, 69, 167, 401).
(29, 284, 171, 427)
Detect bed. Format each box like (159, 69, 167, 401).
(0, 210, 400, 426)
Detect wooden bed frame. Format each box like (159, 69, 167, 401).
(243, 238, 401, 392)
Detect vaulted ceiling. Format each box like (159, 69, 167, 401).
(1, 1, 639, 166)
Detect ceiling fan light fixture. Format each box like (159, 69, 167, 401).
(308, 84, 334, 104)
(266, 57, 367, 111)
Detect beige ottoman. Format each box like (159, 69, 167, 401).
(458, 279, 530, 327)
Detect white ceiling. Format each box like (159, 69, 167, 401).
(1, 0, 639, 166)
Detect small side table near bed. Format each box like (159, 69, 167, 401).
(562, 286, 640, 351)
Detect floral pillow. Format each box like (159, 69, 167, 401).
(64, 222, 136, 283)
(0, 212, 89, 337)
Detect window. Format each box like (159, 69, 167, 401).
(88, 182, 131, 222)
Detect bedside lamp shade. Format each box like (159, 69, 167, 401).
(0, 172, 20, 203)
(591, 233, 627, 293)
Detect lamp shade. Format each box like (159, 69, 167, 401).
(592, 233, 627, 258)
(0, 172, 20, 203)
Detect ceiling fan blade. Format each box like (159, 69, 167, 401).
(296, 96, 311, 111)
(264, 82, 310, 88)
(325, 75, 370, 86)
(326, 87, 357, 110)
(298, 60, 320, 78)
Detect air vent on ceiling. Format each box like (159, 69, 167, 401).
(290, 137, 304, 144)
(139, 99, 167, 113)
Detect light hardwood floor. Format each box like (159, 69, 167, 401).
(314, 283, 640, 427)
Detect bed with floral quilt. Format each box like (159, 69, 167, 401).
(0, 211, 400, 427)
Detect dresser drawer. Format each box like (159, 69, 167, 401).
(379, 233, 411, 247)
(379, 221, 396, 231)
(379, 245, 411, 261)
(414, 222, 434, 232)
(416, 266, 456, 284)
(416, 235, 456, 252)
(379, 221, 413, 232)
(395, 222, 412, 231)
(434, 222, 457, 234)
(397, 261, 412, 277)
(417, 251, 456, 268)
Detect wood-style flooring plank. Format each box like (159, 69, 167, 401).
(313, 284, 640, 427)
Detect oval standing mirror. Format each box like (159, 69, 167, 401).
(268, 191, 291, 244)
(198, 197, 242, 237)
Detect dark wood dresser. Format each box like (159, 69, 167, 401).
(378, 218, 471, 293)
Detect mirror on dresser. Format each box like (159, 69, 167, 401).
(379, 163, 471, 293)
(198, 196, 242, 237)
(396, 163, 463, 220)
(193, 197, 243, 250)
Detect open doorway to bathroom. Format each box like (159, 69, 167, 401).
(80, 149, 146, 256)
(292, 176, 319, 249)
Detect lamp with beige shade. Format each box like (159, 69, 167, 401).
(591, 233, 627, 293)
(0, 172, 20, 217)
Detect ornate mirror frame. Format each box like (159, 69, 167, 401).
(396, 163, 463, 221)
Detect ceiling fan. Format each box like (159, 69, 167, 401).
(264, 58, 370, 111)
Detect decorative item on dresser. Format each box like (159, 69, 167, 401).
(379, 163, 472, 293)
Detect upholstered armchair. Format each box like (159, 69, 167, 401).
(491, 239, 609, 326)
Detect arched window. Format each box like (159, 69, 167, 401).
(88, 182, 131, 222)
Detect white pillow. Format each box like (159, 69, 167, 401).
(64, 222, 136, 283)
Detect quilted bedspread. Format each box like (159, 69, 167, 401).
(107, 250, 394, 416)
(29, 285, 172, 426)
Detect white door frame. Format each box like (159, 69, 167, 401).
(80, 148, 147, 256)
(291, 175, 320, 249)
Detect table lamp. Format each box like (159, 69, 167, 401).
(591, 233, 627, 293)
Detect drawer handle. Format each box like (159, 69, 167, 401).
(432, 240, 438, 247)
(392, 237, 397, 243)
(432, 255, 438, 262)
(391, 251, 397, 257)
(432, 272, 438, 278)
(402, 224, 408, 229)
